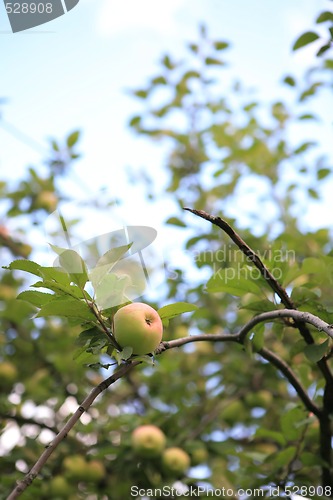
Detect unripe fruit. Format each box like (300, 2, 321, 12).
(131, 425, 166, 458)
(162, 447, 190, 476)
(35, 191, 58, 212)
(49, 476, 71, 496)
(113, 303, 163, 355)
(0, 361, 18, 390)
(85, 460, 105, 482)
(63, 455, 88, 480)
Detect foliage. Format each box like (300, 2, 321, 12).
(1, 7, 333, 500)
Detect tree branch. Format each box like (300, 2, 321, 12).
(6, 360, 140, 500)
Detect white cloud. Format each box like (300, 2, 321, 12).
(95, 0, 187, 37)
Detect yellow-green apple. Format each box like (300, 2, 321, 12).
(63, 455, 88, 480)
(0, 361, 18, 390)
(162, 447, 190, 475)
(85, 460, 105, 482)
(113, 302, 163, 355)
(35, 191, 58, 212)
(131, 424, 166, 458)
(49, 476, 72, 496)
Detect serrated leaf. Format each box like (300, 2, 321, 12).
(39, 266, 70, 285)
(158, 302, 198, 320)
(16, 290, 54, 307)
(32, 280, 85, 299)
(67, 130, 80, 148)
(293, 31, 320, 50)
(304, 339, 329, 363)
(3, 259, 41, 276)
(36, 297, 95, 321)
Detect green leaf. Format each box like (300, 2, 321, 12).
(240, 299, 276, 312)
(133, 89, 148, 99)
(304, 339, 330, 363)
(32, 280, 85, 299)
(206, 268, 263, 297)
(59, 249, 88, 288)
(166, 217, 186, 227)
(39, 266, 71, 285)
(66, 130, 80, 148)
(129, 115, 141, 127)
(94, 273, 131, 309)
(90, 244, 132, 290)
(0, 299, 36, 322)
(16, 290, 54, 307)
(205, 57, 224, 66)
(316, 11, 333, 23)
(251, 323, 265, 351)
(280, 407, 306, 440)
(36, 297, 95, 321)
(214, 41, 229, 50)
(283, 76, 296, 86)
(158, 302, 198, 320)
(151, 76, 167, 85)
(255, 428, 286, 446)
(274, 446, 297, 467)
(3, 259, 41, 276)
(75, 327, 105, 346)
(317, 168, 331, 180)
(293, 31, 320, 50)
(317, 43, 331, 57)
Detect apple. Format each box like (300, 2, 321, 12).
(85, 460, 105, 482)
(113, 302, 163, 355)
(35, 191, 58, 212)
(162, 447, 190, 476)
(63, 455, 88, 480)
(0, 361, 18, 390)
(49, 476, 72, 496)
(131, 424, 166, 458)
(187, 441, 208, 465)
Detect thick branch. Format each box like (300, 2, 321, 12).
(259, 347, 321, 417)
(6, 361, 140, 500)
(184, 208, 333, 388)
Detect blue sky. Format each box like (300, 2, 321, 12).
(0, 0, 332, 263)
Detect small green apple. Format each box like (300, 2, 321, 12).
(49, 475, 72, 496)
(113, 302, 163, 355)
(63, 455, 88, 480)
(131, 424, 166, 458)
(35, 191, 58, 212)
(162, 447, 190, 476)
(0, 361, 18, 390)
